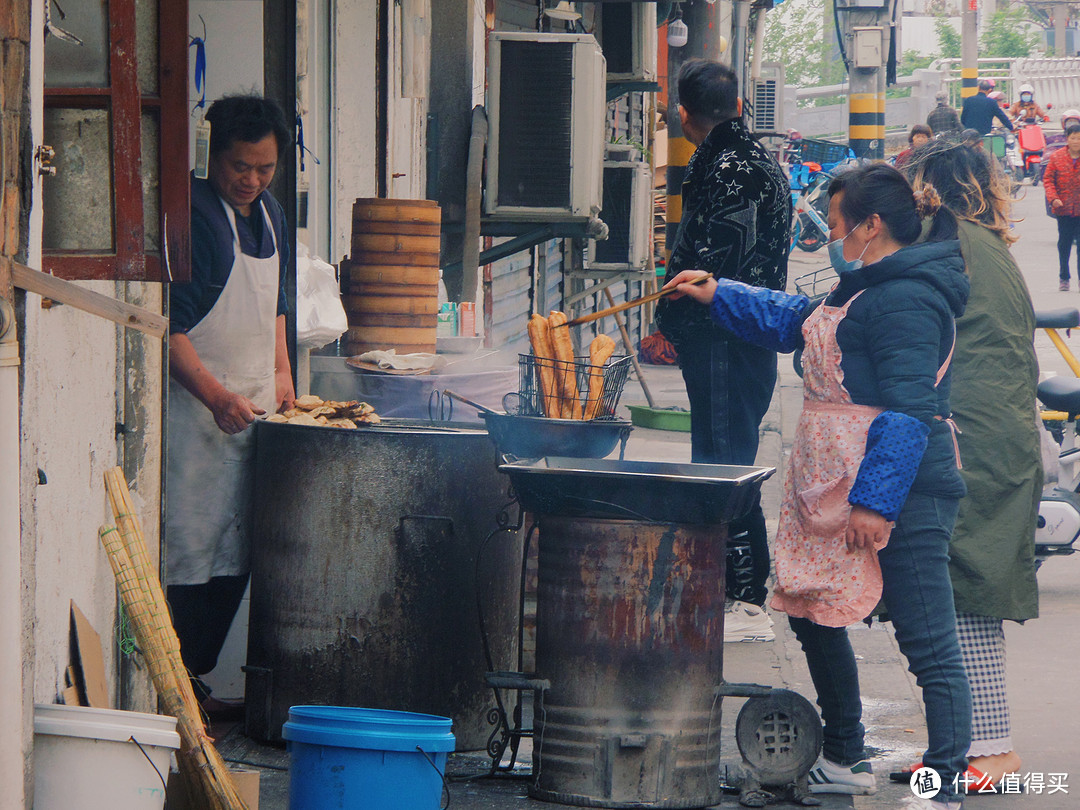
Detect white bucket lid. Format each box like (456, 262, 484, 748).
(33, 704, 181, 750)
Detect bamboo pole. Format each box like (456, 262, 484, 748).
(101, 467, 246, 810)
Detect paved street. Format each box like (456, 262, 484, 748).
(222, 187, 1080, 810)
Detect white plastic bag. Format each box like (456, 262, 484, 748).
(296, 243, 348, 349)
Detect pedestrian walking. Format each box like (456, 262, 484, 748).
(1042, 124, 1080, 291)
(928, 90, 962, 136)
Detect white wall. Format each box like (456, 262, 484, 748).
(331, 1, 380, 263)
(387, 0, 431, 200)
(901, 15, 960, 57)
(188, 0, 266, 167)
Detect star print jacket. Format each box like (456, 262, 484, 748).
(701, 240, 970, 518)
(656, 118, 792, 349)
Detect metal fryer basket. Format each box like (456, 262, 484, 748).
(516, 354, 632, 419)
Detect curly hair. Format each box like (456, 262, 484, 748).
(901, 139, 1017, 244)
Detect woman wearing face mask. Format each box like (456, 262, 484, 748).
(664, 163, 972, 810)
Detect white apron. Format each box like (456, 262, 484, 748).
(165, 199, 279, 586)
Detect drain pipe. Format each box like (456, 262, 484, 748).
(0, 296, 24, 808)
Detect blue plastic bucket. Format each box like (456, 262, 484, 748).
(283, 706, 455, 810)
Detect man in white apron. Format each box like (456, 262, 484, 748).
(166, 95, 294, 715)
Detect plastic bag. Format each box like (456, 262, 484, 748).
(296, 243, 348, 349)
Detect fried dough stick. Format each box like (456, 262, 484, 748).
(584, 334, 616, 420)
(547, 311, 583, 419)
(527, 314, 560, 417)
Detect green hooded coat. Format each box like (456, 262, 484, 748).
(949, 220, 1041, 622)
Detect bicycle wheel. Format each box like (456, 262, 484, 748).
(795, 213, 826, 252)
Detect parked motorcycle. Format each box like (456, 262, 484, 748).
(1034, 307, 1080, 568)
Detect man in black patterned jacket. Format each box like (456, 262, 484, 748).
(656, 59, 791, 643)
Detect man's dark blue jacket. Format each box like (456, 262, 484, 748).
(961, 92, 1013, 135)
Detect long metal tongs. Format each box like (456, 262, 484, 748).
(558, 273, 711, 328)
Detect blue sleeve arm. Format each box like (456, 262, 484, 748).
(707, 278, 812, 353)
(848, 410, 930, 521)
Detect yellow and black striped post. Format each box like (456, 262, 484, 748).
(961, 1, 978, 99)
(849, 92, 885, 160)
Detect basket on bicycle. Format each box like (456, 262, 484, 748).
(516, 353, 633, 420)
(799, 137, 854, 167)
(793, 267, 839, 299)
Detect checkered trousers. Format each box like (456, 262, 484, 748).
(956, 612, 1012, 757)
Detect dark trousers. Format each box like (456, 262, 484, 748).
(788, 494, 971, 801)
(678, 334, 777, 607)
(1057, 215, 1080, 280)
(167, 574, 249, 701)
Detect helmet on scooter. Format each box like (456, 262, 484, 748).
(988, 91, 1005, 103)
(1019, 83, 1035, 103)
(1063, 109, 1080, 129)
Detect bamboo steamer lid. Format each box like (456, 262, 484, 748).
(353, 198, 440, 224)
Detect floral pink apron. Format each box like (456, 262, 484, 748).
(770, 291, 952, 628)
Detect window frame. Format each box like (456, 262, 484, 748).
(42, 0, 189, 282)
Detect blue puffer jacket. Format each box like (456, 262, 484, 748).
(705, 239, 970, 518)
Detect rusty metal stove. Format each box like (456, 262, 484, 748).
(479, 457, 820, 808)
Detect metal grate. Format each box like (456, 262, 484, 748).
(497, 41, 573, 209)
(753, 78, 780, 131)
(593, 165, 635, 264)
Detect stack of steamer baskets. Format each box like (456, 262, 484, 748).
(342, 198, 441, 356)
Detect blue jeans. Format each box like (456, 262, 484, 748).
(789, 493, 971, 802)
(678, 334, 776, 606)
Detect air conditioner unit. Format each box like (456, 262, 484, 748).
(751, 63, 784, 133)
(587, 160, 652, 271)
(486, 32, 606, 220)
(598, 2, 657, 83)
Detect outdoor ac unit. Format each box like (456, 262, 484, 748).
(486, 32, 606, 220)
(598, 2, 657, 83)
(587, 160, 652, 271)
(752, 63, 784, 133)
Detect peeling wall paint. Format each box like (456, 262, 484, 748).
(19, 280, 163, 709)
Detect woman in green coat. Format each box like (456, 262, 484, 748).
(905, 141, 1042, 786)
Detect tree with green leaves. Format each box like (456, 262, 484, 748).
(935, 16, 961, 60)
(980, 8, 1041, 58)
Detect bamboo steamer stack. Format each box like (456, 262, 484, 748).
(343, 198, 441, 356)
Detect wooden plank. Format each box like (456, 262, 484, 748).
(12, 262, 167, 338)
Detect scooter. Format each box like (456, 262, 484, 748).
(1034, 307, 1080, 567)
(1014, 119, 1047, 185)
(790, 169, 831, 253)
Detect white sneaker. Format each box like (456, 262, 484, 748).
(900, 796, 962, 809)
(723, 600, 775, 642)
(806, 756, 877, 795)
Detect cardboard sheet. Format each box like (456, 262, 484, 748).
(70, 600, 110, 708)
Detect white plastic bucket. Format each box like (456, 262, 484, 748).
(33, 704, 180, 810)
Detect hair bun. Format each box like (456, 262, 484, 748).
(913, 185, 943, 218)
